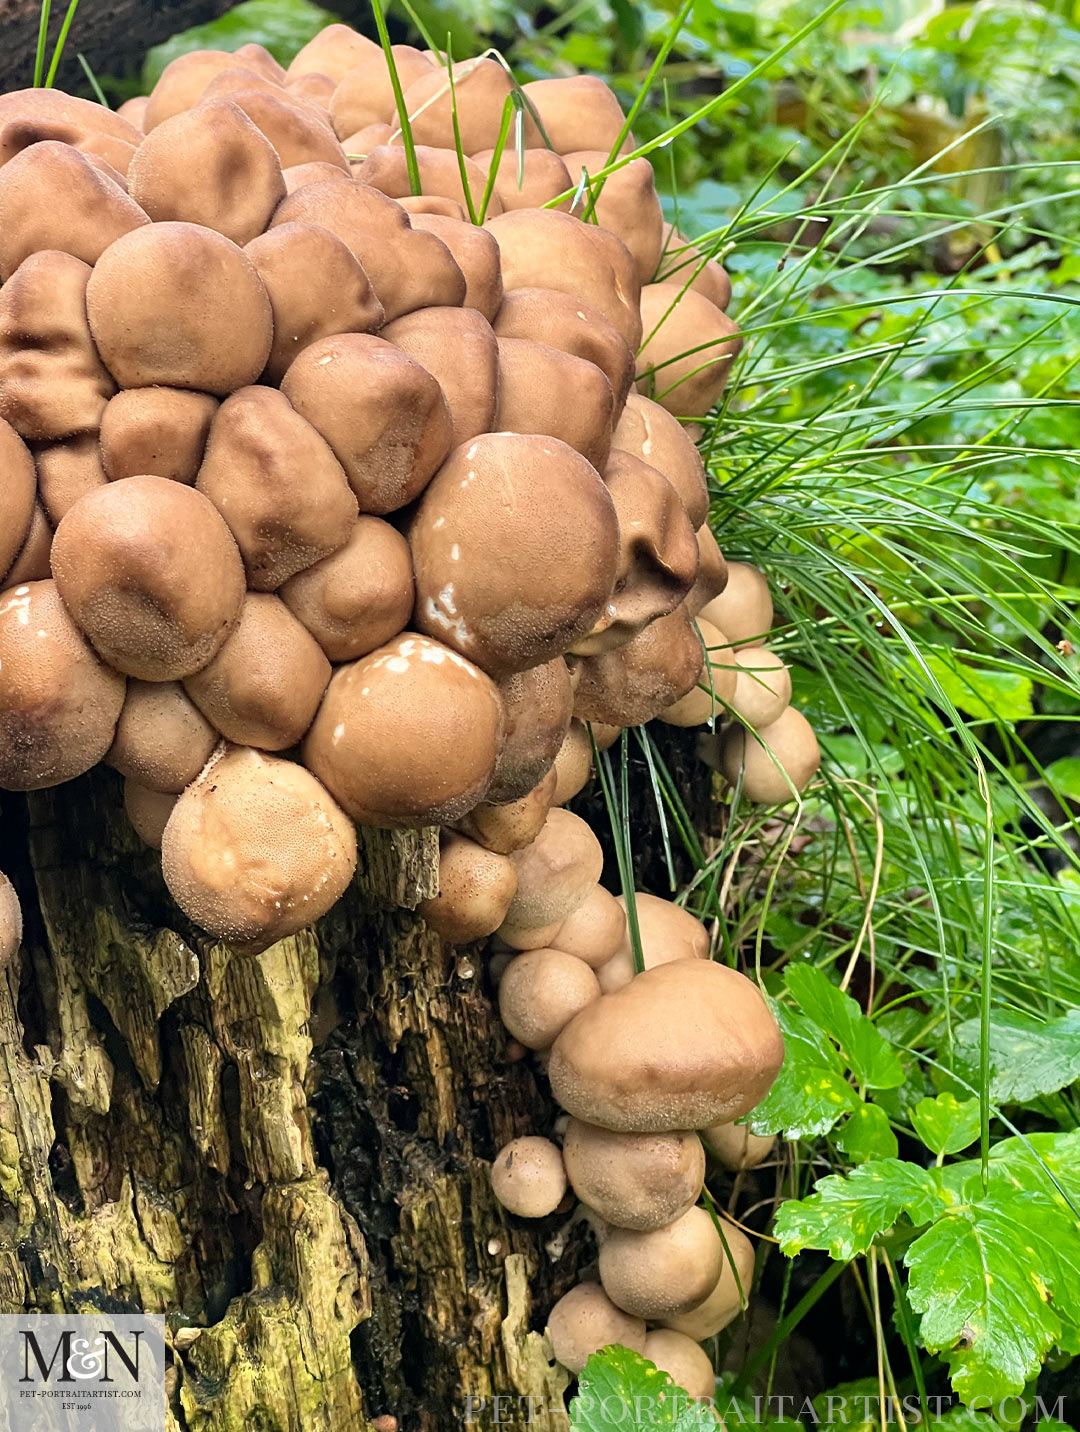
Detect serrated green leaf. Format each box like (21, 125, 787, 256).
(911, 1093, 981, 1155)
(835, 1101, 899, 1162)
(954, 1009, 1080, 1103)
(784, 964, 905, 1090)
(748, 1004, 861, 1139)
(571, 1346, 718, 1430)
(774, 1158, 943, 1259)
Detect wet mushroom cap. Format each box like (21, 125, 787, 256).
(572, 604, 705, 728)
(418, 831, 518, 945)
(545, 1283, 646, 1375)
(549, 885, 626, 968)
(550, 719, 594, 807)
(612, 393, 708, 530)
(455, 766, 557, 856)
(0, 418, 36, 578)
(106, 680, 218, 793)
(498, 947, 601, 1050)
(729, 648, 791, 729)
(562, 1120, 705, 1232)
(698, 561, 773, 648)
(596, 892, 710, 994)
(660, 1217, 755, 1339)
(700, 1120, 777, 1172)
(123, 779, 177, 850)
(99, 387, 218, 485)
(642, 1330, 716, 1401)
(500, 808, 604, 933)
(486, 659, 574, 805)
(0, 871, 22, 968)
(637, 282, 741, 420)
(720, 705, 820, 805)
(598, 1204, 724, 1320)
(5, 501, 53, 585)
(490, 1136, 567, 1219)
(161, 744, 358, 946)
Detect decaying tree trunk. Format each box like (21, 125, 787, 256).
(0, 769, 585, 1430)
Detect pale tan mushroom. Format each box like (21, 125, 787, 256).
(99, 388, 218, 486)
(418, 832, 518, 944)
(0, 418, 36, 578)
(494, 337, 614, 471)
(659, 617, 736, 727)
(287, 25, 381, 84)
(686, 525, 729, 617)
(546, 1283, 646, 1374)
(4, 502, 52, 585)
(698, 562, 774, 648)
(399, 56, 540, 154)
(34, 434, 108, 525)
(329, 46, 433, 140)
(0, 87, 142, 171)
(142, 48, 277, 129)
(562, 1120, 704, 1231)
(498, 809, 604, 936)
(490, 1136, 567, 1218)
(728, 648, 791, 729)
(656, 223, 732, 311)
(351, 143, 498, 218)
(472, 147, 572, 211)
(498, 948, 601, 1050)
(123, 779, 177, 850)
(493, 288, 635, 412)
(456, 767, 557, 856)
(637, 283, 741, 419)
(642, 1330, 716, 1401)
(408, 214, 503, 321)
(520, 76, 633, 157)
(0, 871, 22, 968)
(660, 1217, 755, 1339)
(106, 681, 218, 793)
(551, 720, 594, 806)
(700, 1120, 777, 1171)
(382, 307, 498, 448)
(564, 152, 662, 283)
(548, 885, 626, 968)
(719, 706, 820, 804)
(596, 892, 710, 994)
(599, 1205, 723, 1319)
(612, 393, 709, 529)
(216, 89, 350, 171)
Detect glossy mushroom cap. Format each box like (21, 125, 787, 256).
(698, 561, 774, 648)
(490, 1136, 567, 1219)
(545, 1283, 646, 1375)
(659, 617, 736, 727)
(599, 1205, 723, 1319)
(642, 1331, 716, 1401)
(571, 604, 705, 728)
(418, 831, 518, 944)
(551, 720, 594, 807)
(701, 1120, 777, 1172)
(563, 152, 662, 283)
(548, 958, 785, 1132)
(637, 282, 742, 420)
(329, 46, 433, 139)
(485, 659, 574, 806)
(51, 475, 246, 681)
(408, 214, 503, 321)
(455, 767, 557, 855)
(596, 892, 710, 994)
(383, 307, 498, 448)
(0, 419, 35, 578)
(493, 288, 635, 413)
(161, 745, 357, 946)
(100, 388, 218, 485)
(660, 1217, 755, 1339)
(520, 76, 633, 157)
(612, 394, 709, 530)
(124, 779, 177, 849)
(494, 337, 614, 470)
(729, 648, 791, 729)
(287, 25, 381, 84)
(0, 872, 22, 968)
(562, 1120, 705, 1232)
(498, 948, 601, 1050)
(499, 809, 604, 936)
(548, 885, 626, 968)
(657, 223, 732, 311)
(686, 525, 728, 617)
(473, 148, 572, 211)
(0, 580, 125, 790)
(720, 706, 820, 805)
(302, 632, 504, 828)
(106, 681, 218, 793)
(410, 432, 620, 679)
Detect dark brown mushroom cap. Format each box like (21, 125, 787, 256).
(351, 144, 499, 219)
(302, 632, 505, 828)
(642, 1331, 716, 1401)
(35, 434, 108, 525)
(161, 744, 357, 946)
(572, 603, 704, 727)
(494, 337, 615, 471)
(142, 49, 274, 130)
(0, 871, 22, 968)
(0, 88, 143, 168)
(501, 808, 603, 932)
(498, 947, 601, 1050)
(86, 222, 273, 395)
(329, 46, 433, 140)
(400, 57, 542, 155)
(637, 282, 742, 419)
(127, 99, 285, 245)
(597, 891, 710, 994)
(123, 779, 177, 850)
(720, 705, 820, 804)
(657, 222, 732, 311)
(485, 658, 574, 805)
(195, 386, 357, 591)
(548, 958, 785, 1133)
(282, 160, 352, 193)
(50, 475, 246, 681)
(548, 883, 626, 967)
(0, 579, 125, 790)
(520, 76, 633, 157)
(490, 1136, 567, 1219)
(183, 593, 331, 750)
(279, 515, 414, 663)
(0, 251, 115, 440)
(281, 333, 452, 516)
(418, 831, 518, 944)
(0, 140, 149, 282)
(599, 1205, 723, 1320)
(658, 616, 736, 728)
(106, 680, 218, 792)
(0, 418, 36, 578)
(383, 307, 498, 449)
(408, 214, 503, 321)
(287, 25, 381, 84)
(472, 147, 572, 211)
(698, 561, 773, 648)
(660, 1216, 755, 1339)
(612, 394, 708, 530)
(545, 1283, 646, 1376)
(410, 432, 620, 679)
(244, 220, 384, 386)
(99, 388, 218, 487)
(493, 287, 635, 413)
(270, 180, 466, 321)
(454, 766, 557, 855)
(563, 151, 662, 284)
(216, 88, 350, 170)
(5, 501, 53, 585)
(562, 1120, 705, 1231)
(686, 524, 728, 617)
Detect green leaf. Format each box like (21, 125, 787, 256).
(143, 0, 336, 86)
(774, 1158, 943, 1260)
(922, 652, 1034, 722)
(954, 1009, 1080, 1103)
(784, 964, 905, 1090)
(570, 1346, 718, 1430)
(835, 1101, 899, 1162)
(747, 1004, 861, 1139)
(911, 1093, 981, 1156)
(1044, 757, 1080, 802)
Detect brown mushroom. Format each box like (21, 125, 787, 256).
(548, 958, 785, 1132)
(551, 720, 594, 806)
(494, 337, 614, 471)
(657, 223, 732, 311)
(572, 604, 704, 728)
(340, 122, 394, 157)
(546, 1283, 646, 1374)
(410, 432, 620, 678)
(498, 809, 603, 936)
(287, 25, 381, 84)
(99, 388, 218, 486)
(659, 617, 736, 727)
(0, 579, 125, 790)
(698, 561, 773, 648)
(728, 648, 791, 729)
(490, 1136, 567, 1218)
(700, 1120, 777, 1172)
(720, 706, 820, 804)
(351, 143, 497, 218)
(278, 516, 414, 663)
(142, 49, 276, 130)
(493, 288, 635, 414)
(498, 947, 601, 1050)
(637, 283, 742, 419)
(472, 147, 572, 211)
(0, 87, 144, 170)
(106, 680, 218, 793)
(400, 56, 540, 154)
(329, 46, 433, 140)
(409, 214, 503, 321)
(50, 475, 246, 681)
(282, 159, 352, 192)
(562, 1120, 705, 1231)
(686, 525, 728, 617)
(198, 67, 291, 107)
(0, 417, 35, 578)
(418, 831, 518, 943)
(520, 76, 633, 157)
(5, 502, 53, 585)
(302, 632, 505, 827)
(564, 152, 662, 284)
(0, 872, 22, 968)
(117, 96, 148, 131)
(382, 307, 498, 448)
(208, 88, 349, 171)
(397, 194, 465, 219)
(161, 744, 357, 945)
(123, 779, 177, 850)
(599, 1205, 723, 1319)
(596, 891, 710, 994)
(660, 1217, 755, 1339)
(548, 884, 626, 967)
(287, 72, 336, 109)
(612, 393, 709, 530)
(642, 1330, 716, 1401)
(455, 767, 557, 855)
(481, 658, 574, 806)
(34, 434, 108, 525)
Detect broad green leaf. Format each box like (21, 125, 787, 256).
(571, 1346, 718, 1431)
(1044, 757, 1080, 802)
(954, 1009, 1080, 1103)
(784, 964, 905, 1090)
(911, 1093, 981, 1155)
(747, 1004, 861, 1139)
(835, 1101, 899, 1162)
(774, 1158, 943, 1260)
(922, 652, 1034, 722)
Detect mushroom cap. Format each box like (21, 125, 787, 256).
(50, 474, 246, 681)
(86, 222, 273, 395)
(329, 46, 433, 140)
(0, 139, 149, 282)
(351, 143, 498, 219)
(0, 418, 36, 578)
(612, 394, 708, 530)
(0, 579, 125, 790)
(686, 524, 728, 617)
(161, 744, 357, 945)
(455, 766, 557, 856)
(642, 1330, 716, 1401)
(498, 947, 601, 1050)
(99, 387, 218, 487)
(473, 147, 572, 211)
(595, 892, 709, 994)
(106, 680, 218, 793)
(123, 779, 177, 850)
(410, 432, 620, 679)
(494, 336, 614, 471)
(302, 632, 504, 827)
(0, 88, 143, 171)
(729, 648, 791, 729)
(127, 99, 285, 244)
(196, 385, 357, 590)
(657, 223, 732, 311)
(599, 1205, 723, 1320)
(548, 958, 785, 1132)
(244, 220, 385, 385)
(493, 287, 635, 414)
(213, 89, 349, 171)
(490, 1136, 567, 1219)
(34, 434, 108, 525)
(659, 617, 736, 728)
(551, 719, 594, 807)
(637, 283, 742, 420)
(279, 515, 414, 663)
(660, 1217, 754, 1339)
(546, 1282, 646, 1375)
(400, 57, 541, 155)
(571, 604, 704, 728)
(700, 1120, 777, 1172)
(485, 659, 574, 806)
(500, 808, 604, 933)
(549, 885, 626, 968)
(286, 72, 336, 109)
(563, 1120, 704, 1232)
(698, 561, 773, 649)
(287, 25, 381, 84)
(116, 96, 148, 131)
(282, 159, 352, 192)
(563, 151, 662, 284)
(418, 831, 518, 944)
(281, 333, 452, 515)
(0, 872, 22, 968)
(142, 48, 274, 130)
(720, 705, 820, 805)
(520, 76, 633, 157)
(382, 307, 498, 449)
(0, 251, 115, 440)
(5, 501, 53, 585)
(407, 214, 503, 321)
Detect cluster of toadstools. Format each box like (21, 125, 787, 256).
(0, 22, 820, 1404)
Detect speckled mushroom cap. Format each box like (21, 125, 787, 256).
(550, 719, 595, 807)
(545, 1283, 646, 1376)
(498, 947, 601, 1050)
(728, 648, 791, 729)
(302, 632, 505, 827)
(472, 147, 572, 212)
(520, 76, 633, 156)
(407, 214, 503, 321)
(563, 152, 662, 284)
(484, 659, 574, 806)
(0, 88, 143, 171)
(86, 222, 273, 394)
(657, 222, 732, 311)
(401, 57, 541, 154)
(34, 435, 108, 525)
(195, 385, 357, 590)
(410, 432, 620, 678)
(278, 516, 414, 663)
(50, 475, 246, 681)
(161, 744, 357, 946)
(660, 1216, 755, 1339)
(493, 288, 635, 413)
(490, 1135, 567, 1219)
(455, 766, 557, 855)
(0, 872, 22, 968)
(599, 1204, 723, 1319)
(499, 808, 604, 935)
(494, 337, 614, 471)
(0, 140, 149, 281)
(548, 885, 626, 968)
(0, 579, 126, 790)
(124, 779, 177, 850)
(244, 220, 385, 385)
(106, 680, 218, 793)
(720, 705, 820, 804)
(329, 46, 433, 139)
(562, 1120, 705, 1232)
(548, 958, 785, 1132)
(383, 307, 498, 448)
(659, 616, 736, 728)
(596, 891, 710, 994)
(637, 282, 742, 419)
(612, 394, 709, 530)
(0, 418, 35, 578)
(99, 388, 219, 486)
(698, 561, 774, 648)
(287, 24, 380, 84)
(0, 251, 115, 440)
(571, 604, 705, 728)
(5, 502, 52, 585)
(642, 1331, 717, 1401)
(351, 144, 498, 219)
(418, 831, 518, 944)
